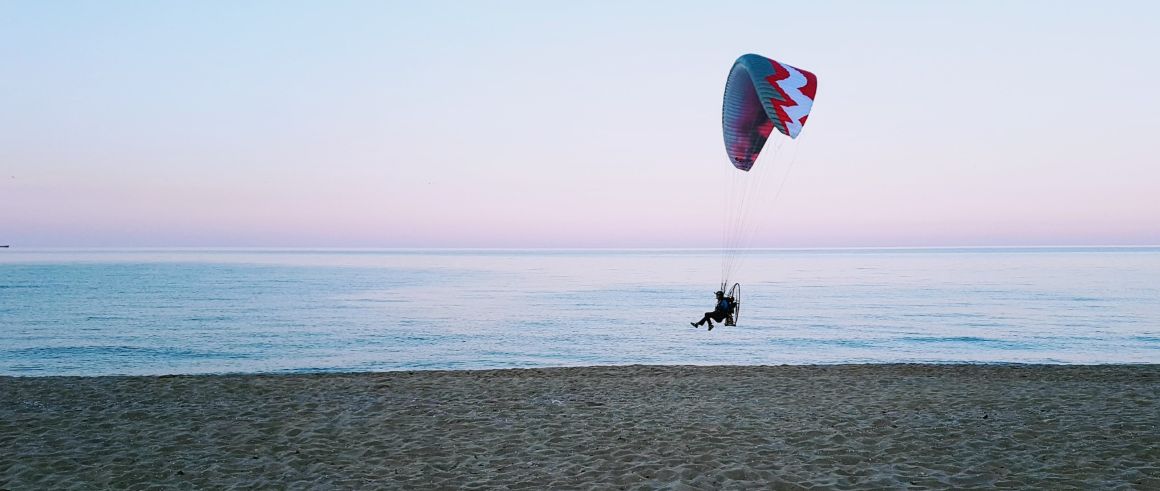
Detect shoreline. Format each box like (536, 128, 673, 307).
(7, 361, 1159, 379)
(3, 364, 1158, 489)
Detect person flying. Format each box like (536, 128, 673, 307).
(691, 291, 734, 331)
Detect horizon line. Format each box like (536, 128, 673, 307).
(4, 244, 1159, 252)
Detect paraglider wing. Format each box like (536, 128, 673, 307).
(721, 54, 818, 171)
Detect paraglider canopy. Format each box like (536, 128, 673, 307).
(722, 54, 818, 171)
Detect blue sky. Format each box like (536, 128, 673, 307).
(2, 1, 1158, 247)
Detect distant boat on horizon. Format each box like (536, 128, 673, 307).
(0, 245, 9, 248)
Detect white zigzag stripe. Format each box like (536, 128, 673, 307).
(775, 64, 814, 138)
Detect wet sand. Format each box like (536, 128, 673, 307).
(2, 364, 1158, 489)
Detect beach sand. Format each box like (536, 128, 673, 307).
(2, 364, 1158, 489)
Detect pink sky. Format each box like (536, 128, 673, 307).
(2, 2, 1158, 247)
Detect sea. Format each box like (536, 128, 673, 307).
(1, 248, 1158, 376)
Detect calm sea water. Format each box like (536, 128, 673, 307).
(1, 248, 1158, 376)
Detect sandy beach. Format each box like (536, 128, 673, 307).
(2, 364, 1158, 489)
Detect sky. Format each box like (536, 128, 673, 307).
(2, 1, 1158, 248)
